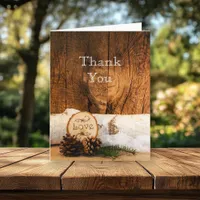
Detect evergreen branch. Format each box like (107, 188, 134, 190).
(96, 145, 136, 158)
(103, 145, 137, 154)
(96, 146, 120, 158)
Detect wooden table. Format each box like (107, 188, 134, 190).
(0, 148, 200, 200)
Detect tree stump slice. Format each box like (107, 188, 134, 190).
(67, 112, 98, 141)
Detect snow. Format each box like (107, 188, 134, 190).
(51, 108, 150, 152)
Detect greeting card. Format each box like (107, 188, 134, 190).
(50, 23, 150, 161)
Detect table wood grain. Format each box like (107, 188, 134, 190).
(0, 148, 47, 169)
(61, 161, 152, 190)
(0, 148, 199, 191)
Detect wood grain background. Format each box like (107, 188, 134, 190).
(51, 32, 150, 114)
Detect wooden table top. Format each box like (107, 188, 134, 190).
(0, 148, 199, 191)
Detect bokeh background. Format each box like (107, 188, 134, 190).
(0, 0, 199, 147)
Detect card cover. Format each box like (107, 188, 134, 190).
(50, 24, 150, 161)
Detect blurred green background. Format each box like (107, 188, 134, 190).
(0, 0, 199, 147)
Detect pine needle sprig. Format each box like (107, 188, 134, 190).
(96, 145, 136, 158)
(113, 145, 136, 154)
(96, 146, 120, 158)
(104, 145, 136, 154)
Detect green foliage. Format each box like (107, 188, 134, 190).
(152, 82, 200, 147)
(33, 88, 49, 134)
(110, 145, 136, 154)
(0, 87, 49, 147)
(0, 117, 17, 146)
(29, 131, 49, 147)
(97, 146, 120, 158)
(153, 82, 200, 133)
(97, 145, 136, 158)
(0, 117, 49, 147)
(0, 90, 20, 118)
(151, 24, 200, 83)
(151, 126, 200, 148)
(0, 57, 20, 84)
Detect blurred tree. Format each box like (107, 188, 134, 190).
(0, 0, 120, 146)
(127, 0, 200, 31)
(15, 0, 50, 146)
(0, 0, 200, 147)
(0, 1, 51, 146)
(151, 24, 200, 95)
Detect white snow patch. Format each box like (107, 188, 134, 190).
(51, 108, 150, 152)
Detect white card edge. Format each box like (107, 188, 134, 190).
(51, 23, 142, 32)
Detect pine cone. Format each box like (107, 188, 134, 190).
(59, 134, 83, 156)
(82, 137, 102, 155)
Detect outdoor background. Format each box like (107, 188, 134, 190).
(0, 0, 199, 147)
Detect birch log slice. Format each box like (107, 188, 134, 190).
(67, 112, 98, 141)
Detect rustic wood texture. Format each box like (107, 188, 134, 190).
(61, 161, 152, 190)
(0, 148, 200, 191)
(0, 148, 25, 155)
(138, 149, 200, 190)
(0, 148, 47, 169)
(1, 191, 200, 200)
(0, 150, 73, 190)
(51, 32, 150, 114)
(170, 148, 200, 158)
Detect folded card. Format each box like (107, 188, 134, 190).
(50, 23, 150, 161)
